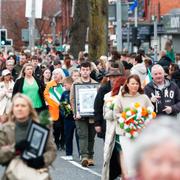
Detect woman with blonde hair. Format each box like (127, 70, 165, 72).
(0, 93, 57, 179)
(12, 63, 46, 113)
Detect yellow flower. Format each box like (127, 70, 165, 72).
(134, 102, 141, 108)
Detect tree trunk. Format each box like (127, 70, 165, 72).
(88, 0, 108, 61)
(69, 0, 89, 59)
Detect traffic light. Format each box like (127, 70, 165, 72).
(132, 27, 138, 44)
(0, 29, 13, 46)
(0, 30, 6, 45)
(131, 27, 141, 47)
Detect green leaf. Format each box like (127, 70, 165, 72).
(39, 110, 51, 126)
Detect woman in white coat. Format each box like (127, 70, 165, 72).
(102, 76, 126, 180)
(0, 69, 14, 123)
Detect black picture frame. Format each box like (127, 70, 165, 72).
(22, 122, 49, 160)
(74, 83, 99, 117)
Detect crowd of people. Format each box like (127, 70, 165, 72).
(0, 40, 179, 180)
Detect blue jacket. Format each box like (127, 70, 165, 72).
(60, 90, 74, 120)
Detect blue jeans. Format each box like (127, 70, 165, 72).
(64, 119, 79, 156)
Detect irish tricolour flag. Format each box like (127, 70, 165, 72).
(143, 68, 152, 87)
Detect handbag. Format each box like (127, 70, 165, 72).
(5, 157, 50, 180)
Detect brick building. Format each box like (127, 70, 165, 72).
(0, 0, 63, 50)
(60, 0, 73, 44)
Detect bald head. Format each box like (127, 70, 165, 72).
(151, 64, 165, 85)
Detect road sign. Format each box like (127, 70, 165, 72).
(25, 0, 43, 19)
(21, 28, 40, 42)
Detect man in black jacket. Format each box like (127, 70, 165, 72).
(144, 64, 180, 119)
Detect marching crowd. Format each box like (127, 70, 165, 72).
(0, 40, 180, 180)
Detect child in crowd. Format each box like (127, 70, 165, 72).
(71, 69, 80, 82)
(60, 77, 79, 160)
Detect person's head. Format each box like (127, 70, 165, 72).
(63, 77, 73, 91)
(160, 50, 166, 58)
(5, 60, 15, 71)
(134, 54, 143, 65)
(64, 56, 72, 68)
(99, 55, 108, 63)
(54, 60, 62, 69)
(71, 69, 80, 81)
(20, 63, 34, 78)
(144, 58, 152, 69)
(79, 61, 91, 79)
(106, 66, 122, 87)
(111, 50, 121, 60)
(52, 68, 64, 83)
(19, 54, 27, 65)
(133, 118, 180, 180)
(165, 40, 173, 51)
(8, 93, 38, 122)
(96, 59, 107, 71)
(0, 59, 5, 69)
(78, 51, 84, 60)
(122, 74, 143, 96)
(31, 55, 39, 67)
(111, 76, 127, 96)
(151, 64, 165, 85)
(42, 68, 52, 82)
(169, 63, 179, 76)
(1, 69, 12, 81)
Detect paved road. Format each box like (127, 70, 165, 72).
(0, 137, 104, 180)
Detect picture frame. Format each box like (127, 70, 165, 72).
(22, 122, 49, 160)
(74, 83, 99, 117)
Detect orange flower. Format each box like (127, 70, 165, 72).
(141, 107, 148, 117)
(126, 118, 134, 125)
(130, 129, 135, 135)
(152, 112, 156, 118)
(122, 112, 126, 119)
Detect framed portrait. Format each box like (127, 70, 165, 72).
(22, 122, 49, 160)
(74, 83, 99, 117)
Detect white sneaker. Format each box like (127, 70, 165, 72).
(64, 156, 73, 161)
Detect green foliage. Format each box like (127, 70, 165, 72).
(39, 110, 51, 126)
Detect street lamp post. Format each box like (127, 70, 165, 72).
(29, 0, 35, 54)
(153, 15, 158, 63)
(116, 0, 122, 52)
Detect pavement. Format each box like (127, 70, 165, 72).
(0, 136, 104, 180)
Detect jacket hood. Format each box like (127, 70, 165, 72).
(147, 78, 171, 89)
(133, 63, 147, 74)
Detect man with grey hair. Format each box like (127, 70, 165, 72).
(144, 64, 180, 119)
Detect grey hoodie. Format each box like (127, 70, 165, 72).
(131, 63, 147, 83)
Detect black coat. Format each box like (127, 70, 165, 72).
(172, 70, 180, 88)
(158, 56, 172, 68)
(12, 77, 46, 109)
(144, 79, 180, 116)
(94, 81, 111, 138)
